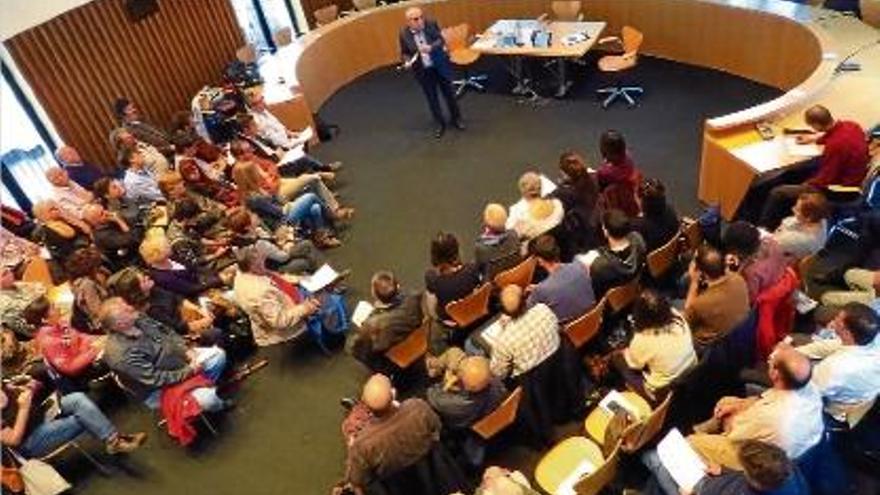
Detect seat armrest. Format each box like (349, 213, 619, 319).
(826, 185, 862, 194)
(598, 36, 621, 45)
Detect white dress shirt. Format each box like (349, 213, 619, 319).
(51, 182, 92, 219)
(251, 108, 308, 151)
(810, 337, 880, 426)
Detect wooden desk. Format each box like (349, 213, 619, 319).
(289, 0, 879, 216)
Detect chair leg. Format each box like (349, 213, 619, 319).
(200, 413, 219, 437)
(70, 441, 111, 475)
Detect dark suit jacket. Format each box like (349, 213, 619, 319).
(398, 19, 452, 79)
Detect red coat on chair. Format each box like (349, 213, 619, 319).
(755, 267, 799, 360)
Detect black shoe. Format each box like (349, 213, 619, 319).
(434, 125, 445, 139)
(451, 120, 465, 131)
(340, 397, 358, 411)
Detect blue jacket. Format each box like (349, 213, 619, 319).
(398, 19, 452, 79)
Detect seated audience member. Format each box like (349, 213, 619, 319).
(471, 466, 540, 495)
(758, 105, 869, 229)
(55, 145, 110, 189)
(348, 271, 423, 368)
(140, 234, 223, 299)
(554, 151, 600, 253)
(100, 297, 229, 411)
(109, 267, 220, 346)
(82, 203, 139, 271)
(233, 246, 341, 347)
(165, 198, 236, 274)
(821, 267, 879, 307)
(506, 172, 564, 243)
(684, 245, 751, 347)
(426, 355, 506, 430)
(722, 221, 786, 303)
(527, 235, 595, 324)
(224, 208, 323, 275)
(631, 178, 680, 251)
(45, 166, 93, 219)
(614, 290, 696, 402)
(795, 302, 880, 427)
(1, 385, 146, 458)
(121, 148, 165, 205)
(687, 346, 823, 470)
(772, 191, 830, 260)
(93, 177, 145, 228)
(66, 247, 110, 333)
(0, 226, 41, 272)
(158, 172, 226, 232)
(1, 328, 44, 381)
(109, 127, 170, 177)
(113, 97, 174, 158)
(643, 439, 809, 495)
(577, 209, 646, 296)
(31, 199, 92, 260)
(231, 155, 343, 248)
(489, 285, 560, 380)
(425, 232, 482, 330)
(475, 203, 521, 280)
(597, 129, 642, 216)
(339, 374, 442, 494)
(0, 266, 47, 339)
(33, 301, 106, 389)
(171, 131, 238, 207)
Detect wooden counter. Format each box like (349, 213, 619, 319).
(290, 0, 880, 218)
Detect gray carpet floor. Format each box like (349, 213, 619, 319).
(74, 55, 781, 495)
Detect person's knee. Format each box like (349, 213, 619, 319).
(61, 391, 90, 410)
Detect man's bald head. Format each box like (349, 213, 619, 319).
(459, 356, 492, 393)
(55, 146, 81, 165)
(769, 346, 812, 390)
(499, 285, 524, 317)
(361, 374, 394, 413)
(804, 105, 834, 131)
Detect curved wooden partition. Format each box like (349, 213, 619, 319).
(294, 0, 880, 219)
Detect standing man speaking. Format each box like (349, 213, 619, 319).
(399, 7, 464, 139)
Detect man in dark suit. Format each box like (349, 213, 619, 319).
(399, 7, 463, 138)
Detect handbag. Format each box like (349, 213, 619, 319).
(8, 449, 71, 495)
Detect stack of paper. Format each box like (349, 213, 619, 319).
(657, 428, 707, 492)
(351, 300, 375, 327)
(299, 264, 340, 292)
(556, 459, 596, 495)
(784, 136, 822, 157)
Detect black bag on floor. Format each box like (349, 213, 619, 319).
(313, 113, 340, 141)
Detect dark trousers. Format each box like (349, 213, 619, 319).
(417, 68, 461, 127)
(737, 159, 818, 228)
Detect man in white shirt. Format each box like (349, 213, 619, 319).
(687, 346, 823, 470)
(797, 302, 880, 427)
(45, 167, 93, 219)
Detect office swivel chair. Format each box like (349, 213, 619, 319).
(441, 24, 489, 97)
(596, 26, 645, 108)
(862, 0, 880, 27)
(550, 0, 585, 21)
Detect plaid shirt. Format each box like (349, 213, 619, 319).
(490, 303, 560, 378)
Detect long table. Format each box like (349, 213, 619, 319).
(276, 0, 879, 212)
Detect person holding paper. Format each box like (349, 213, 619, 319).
(757, 105, 869, 230)
(399, 7, 464, 139)
(347, 271, 423, 369)
(641, 439, 808, 495)
(687, 347, 823, 470)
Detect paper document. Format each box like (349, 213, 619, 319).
(540, 174, 557, 197)
(479, 317, 505, 349)
(598, 390, 641, 420)
(299, 264, 340, 292)
(657, 428, 707, 492)
(730, 139, 786, 173)
(556, 459, 596, 495)
(281, 145, 306, 163)
(784, 136, 822, 157)
(351, 300, 375, 327)
(794, 290, 819, 314)
(576, 250, 601, 267)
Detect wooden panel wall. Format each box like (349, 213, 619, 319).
(299, 0, 355, 28)
(5, 0, 244, 167)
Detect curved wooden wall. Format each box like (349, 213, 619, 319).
(295, 0, 823, 112)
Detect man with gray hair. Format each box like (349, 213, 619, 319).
(55, 145, 109, 189)
(347, 270, 423, 369)
(45, 166, 93, 220)
(475, 203, 521, 279)
(100, 297, 229, 412)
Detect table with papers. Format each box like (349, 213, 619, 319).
(471, 20, 606, 99)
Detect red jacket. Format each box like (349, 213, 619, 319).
(808, 121, 869, 187)
(35, 324, 100, 377)
(755, 267, 799, 360)
(160, 373, 213, 446)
